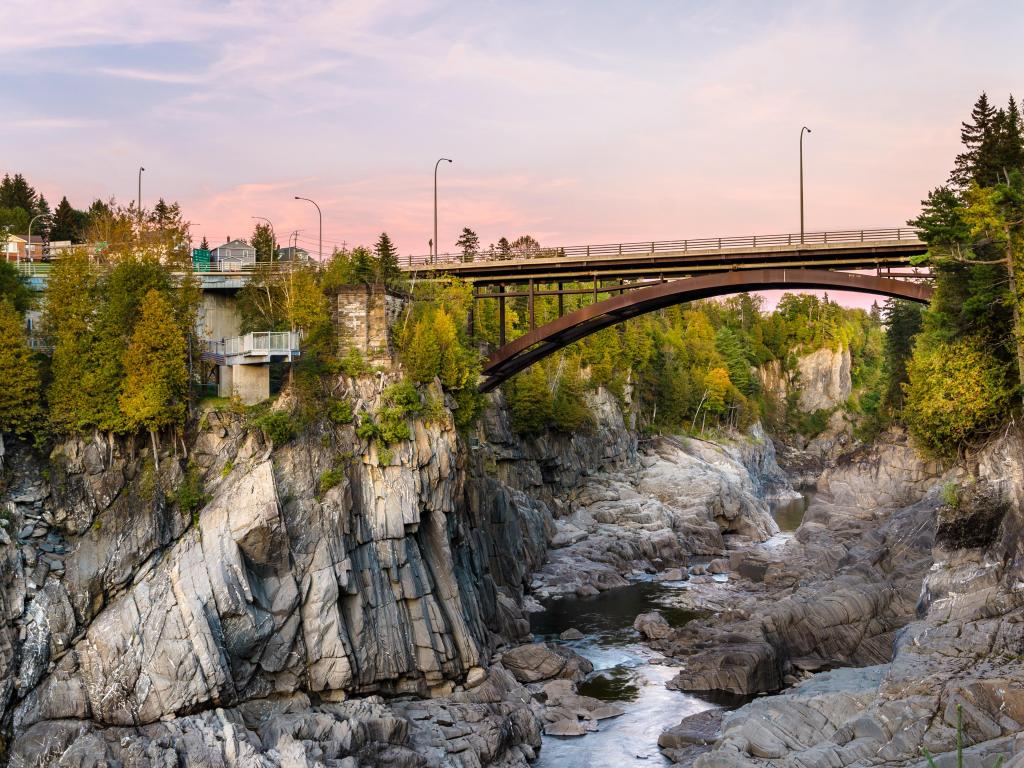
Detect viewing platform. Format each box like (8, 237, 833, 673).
(200, 331, 301, 404)
(201, 331, 301, 366)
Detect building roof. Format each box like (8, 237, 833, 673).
(212, 239, 253, 250)
(277, 246, 310, 260)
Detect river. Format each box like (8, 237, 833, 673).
(528, 491, 812, 766)
(529, 580, 716, 767)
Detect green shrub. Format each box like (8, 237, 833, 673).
(375, 381, 421, 444)
(250, 410, 296, 445)
(791, 408, 832, 439)
(172, 463, 210, 526)
(339, 347, 368, 377)
(903, 338, 1012, 458)
(940, 480, 961, 510)
(327, 398, 353, 425)
(318, 466, 346, 498)
(356, 418, 380, 442)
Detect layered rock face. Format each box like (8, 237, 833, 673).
(680, 427, 1024, 767)
(794, 346, 851, 413)
(0, 381, 637, 766)
(757, 346, 852, 416)
(646, 429, 941, 703)
(524, 430, 785, 600)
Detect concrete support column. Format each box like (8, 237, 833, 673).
(218, 363, 270, 404)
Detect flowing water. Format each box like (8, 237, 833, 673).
(530, 580, 718, 767)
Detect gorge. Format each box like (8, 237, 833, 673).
(2, 336, 1023, 768)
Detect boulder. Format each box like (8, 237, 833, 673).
(500, 642, 593, 684)
(633, 611, 672, 640)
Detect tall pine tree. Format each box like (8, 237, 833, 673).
(950, 93, 997, 189)
(120, 290, 188, 466)
(0, 299, 43, 440)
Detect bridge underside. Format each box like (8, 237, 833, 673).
(479, 268, 933, 392)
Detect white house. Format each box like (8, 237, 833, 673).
(210, 238, 256, 269)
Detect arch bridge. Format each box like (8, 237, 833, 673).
(405, 226, 933, 391)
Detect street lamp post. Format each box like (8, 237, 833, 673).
(251, 216, 276, 262)
(294, 197, 322, 262)
(138, 166, 145, 219)
(26, 213, 52, 267)
(434, 158, 452, 264)
(799, 127, 811, 244)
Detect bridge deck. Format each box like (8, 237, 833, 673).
(401, 228, 927, 284)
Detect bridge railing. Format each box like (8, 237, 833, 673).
(407, 227, 923, 267)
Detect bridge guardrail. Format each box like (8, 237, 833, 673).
(407, 227, 923, 267)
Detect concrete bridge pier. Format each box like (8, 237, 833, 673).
(218, 363, 270, 405)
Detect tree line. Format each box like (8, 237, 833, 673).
(0, 171, 182, 246)
(900, 92, 1024, 456)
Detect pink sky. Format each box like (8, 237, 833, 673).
(2, 0, 1021, 307)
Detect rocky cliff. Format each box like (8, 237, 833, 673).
(0, 380, 637, 766)
(0, 368, 799, 766)
(665, 426, 1024, 767)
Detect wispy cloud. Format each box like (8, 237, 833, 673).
(1, 0, 1021, 288)
(96, 67, 205, 84)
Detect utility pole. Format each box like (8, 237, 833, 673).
(799, 127, 811, 244)
(434, 158, 452, 264)
(294, 196, 322, 262)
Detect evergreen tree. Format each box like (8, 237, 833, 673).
(456, 227, 480, 262)
(0, 299, 43, 439)
(881, 298, 924, 412)
(506, 363, 552, 434)
(497, 236, 512, 259)
(50, 196, 83, 242)
(120, 290, 188, 465)
(0, 260, 31, 313)
(86, 198, 112, 225)
(950, 93, 998, 189)
(350, 246, 375, 284)
(251, 223, 276, 262)
(45, 252, 101, 433)
(0, 174, 38, 214)
(199, 235, 210, 250)
(374, 232, 402, 286)
(991, 95, 1024, 175)
(714, 326, 752, 394)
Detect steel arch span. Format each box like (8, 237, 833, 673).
(479, 268, 933, 392)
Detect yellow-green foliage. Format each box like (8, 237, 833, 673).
(119, 290, 188, 435)
(903, 338, 1012, 457)
(44, 207, 199, 437)
(397, 278, 482, 427)
(0, 299, 44, 440)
